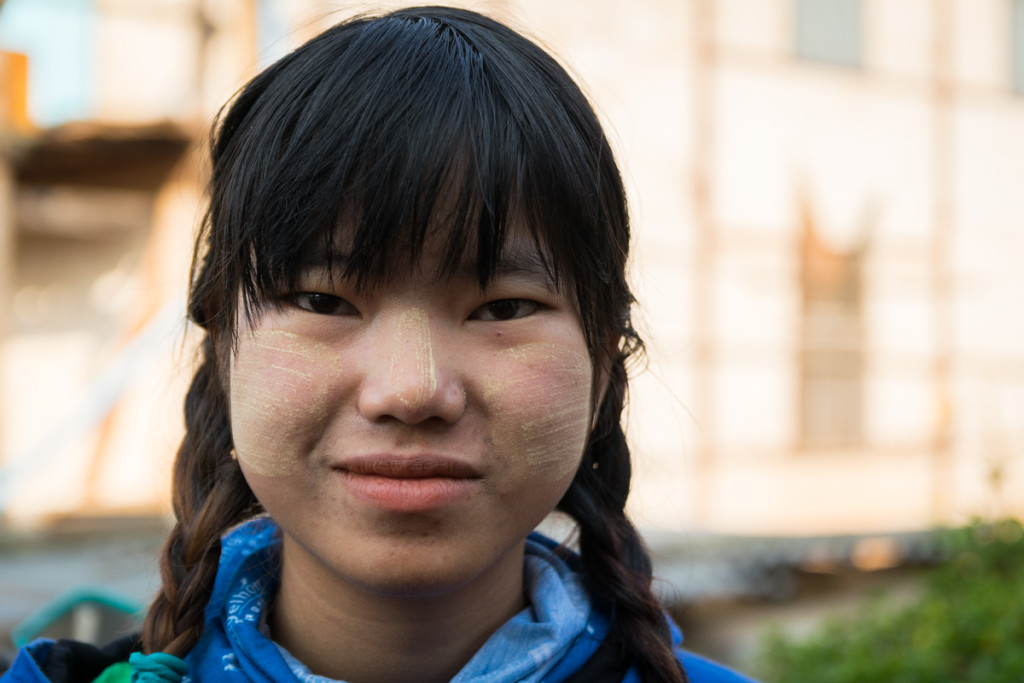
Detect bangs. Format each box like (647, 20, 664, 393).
(195, 7, 628, 352)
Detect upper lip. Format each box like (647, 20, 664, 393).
(335, 455, 483, 479)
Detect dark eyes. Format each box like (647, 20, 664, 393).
(290, 292, 540, 321)
(471, 299, 541, 322)
(291, 292, 358, 316)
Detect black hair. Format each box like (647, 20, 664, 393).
(144, 7, 686, 682)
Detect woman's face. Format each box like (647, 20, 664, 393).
(228, 234, 597, 598)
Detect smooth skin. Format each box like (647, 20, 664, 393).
(229, 237, 600, 683)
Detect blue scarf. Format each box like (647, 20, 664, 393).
(172, 518, 609, 682)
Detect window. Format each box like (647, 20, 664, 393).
(257, 0, 291, 68)
(0, 0, 94, 126)
(799, 210, 864, 448)
(795, 0, 862, 68)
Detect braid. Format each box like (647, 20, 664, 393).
(142, 334, 260, 656)
(559, 353, 689, 683)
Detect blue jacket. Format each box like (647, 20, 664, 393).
(2, 519, 758, 682)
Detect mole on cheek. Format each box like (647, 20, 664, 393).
(230, 329, 337, 477)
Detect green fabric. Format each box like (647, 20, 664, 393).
(128, 651, 188, 682)
(92, 661, 133, 683)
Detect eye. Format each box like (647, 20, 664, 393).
(472, 299, 541, 322)
(291, 292, 358, 316)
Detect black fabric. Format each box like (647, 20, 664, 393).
(38, 633, 140, 683)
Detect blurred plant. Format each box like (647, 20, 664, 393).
(755, 518, 1024, 682)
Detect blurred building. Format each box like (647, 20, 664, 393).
(629, 0, 1024, 539)
(0, 0, 1022, 544)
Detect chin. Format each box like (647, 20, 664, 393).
(328, 531, 527, 602)
(357, 570, 476, 599)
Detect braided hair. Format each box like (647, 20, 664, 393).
(142, 7, 687, 681)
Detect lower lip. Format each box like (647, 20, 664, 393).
(337, 471, 478, 512)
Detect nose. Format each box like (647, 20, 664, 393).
(357, 308, 465, 425)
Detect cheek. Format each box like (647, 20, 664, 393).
(484, 343, 593, 482)
(230, 329, 335, 477)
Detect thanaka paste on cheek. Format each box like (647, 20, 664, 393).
(390, 308, 438, 406)
(230, 329, 336, 477)
(484, 343, 592, 479)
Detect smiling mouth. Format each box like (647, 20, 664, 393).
(337, 454, 483, 478)
(334, 455, 481, 511)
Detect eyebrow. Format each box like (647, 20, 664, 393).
(461, 246, 559, 291)
(297, 249, 348, 270)
(297, 244, 559, 290)
(496, 248, 555, 279)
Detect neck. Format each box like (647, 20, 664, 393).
(268, 536, 526, 683)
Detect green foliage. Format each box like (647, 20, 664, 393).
(755, 519, 1024, 683)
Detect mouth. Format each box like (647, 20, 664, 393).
(337, 454, 483, 479)
(333, 455, 482, 512)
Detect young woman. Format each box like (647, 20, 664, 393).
(3, 6, 757, 682)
